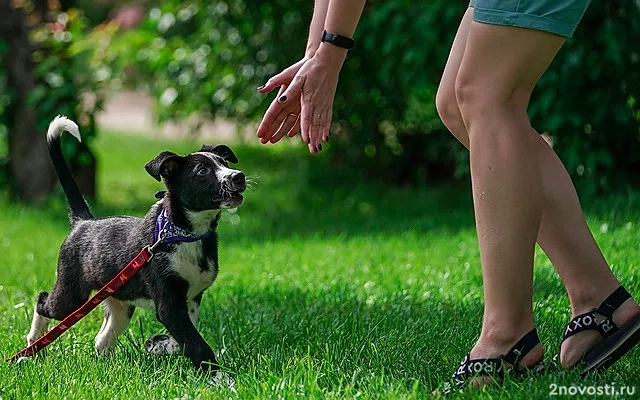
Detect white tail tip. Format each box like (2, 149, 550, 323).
(47, 115, 81, 143)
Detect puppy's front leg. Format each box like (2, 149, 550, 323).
(153, 278, 218, 371)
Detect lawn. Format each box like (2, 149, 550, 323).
(0, 131, 639, 399)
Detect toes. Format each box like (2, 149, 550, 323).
(145, 334, 182, 355)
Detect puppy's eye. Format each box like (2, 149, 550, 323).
(196, 167, 209, 176)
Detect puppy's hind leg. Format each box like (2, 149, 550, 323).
(95, 297, 134, 356)
(27, 296, 51, 345)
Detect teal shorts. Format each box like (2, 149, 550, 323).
(468, 0, 592, 37)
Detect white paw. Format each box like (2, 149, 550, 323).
(145, 334, 183, 355)
(26, 333, 38, 346)
(208, 371, 236, 392)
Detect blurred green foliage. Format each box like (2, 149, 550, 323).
(0, 39, 10, 187)
(29, 9, 105, 162)
(97, 0, 309, 125)
(83, 1, 640, 190)
(530, 1, 640, 192)
(0, 5, 107, 193)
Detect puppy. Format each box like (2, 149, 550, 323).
(26, 116, 245, 373)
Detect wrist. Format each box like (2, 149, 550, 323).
(305, 42, 320, 59)
(315, 42, 348, 66)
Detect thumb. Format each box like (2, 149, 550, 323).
(258, 63, 302, 94)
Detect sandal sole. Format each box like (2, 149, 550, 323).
(580, 314, 640, 376)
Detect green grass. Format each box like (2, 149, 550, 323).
(1, 132, 639, 399)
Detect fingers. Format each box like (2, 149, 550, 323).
(310, 111, 324, 151)
(307, 110, 331, 153)
(257, 86, 287, 142)
(270, 113, 300, 143)
(322, 108, 332, 143)
(287, 120, 301, 138)
(257, 61, 303, 94)
(300, 99, 312, 147)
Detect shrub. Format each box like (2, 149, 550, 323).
(0, 4, 106, 199)
(103, 0, 640, 191)
(529, 1, 640, 192)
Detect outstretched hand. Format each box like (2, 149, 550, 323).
(256, 59, 306, 146)
(256, 47, 344, 154)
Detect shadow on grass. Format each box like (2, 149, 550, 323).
(127, 281, 636, 395)
(91, 144, 479, 243)
(127, 282, 486, 391)
(23, 139, 640, 245)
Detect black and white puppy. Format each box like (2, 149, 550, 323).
(27, 116, 245, 375)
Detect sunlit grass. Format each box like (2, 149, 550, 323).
(1, 131, 639, 399)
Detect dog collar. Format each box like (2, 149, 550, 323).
(154, 208, 212, 244)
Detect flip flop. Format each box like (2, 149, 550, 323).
(559, 286, 640, 376)
(439, 328, 545, 395)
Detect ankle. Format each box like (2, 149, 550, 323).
(473, 325, 543, 369)
(567, 282, 621, 316)
(478, 326, 533, 350)
(480, 312, 535, 341)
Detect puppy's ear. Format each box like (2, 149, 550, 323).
(145, 151, 183, 182)
(200, 144, 238, 164)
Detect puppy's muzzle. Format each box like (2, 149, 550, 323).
(228, 172, 246, 192)
(221, 171, 246, 207)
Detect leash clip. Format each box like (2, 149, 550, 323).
(147, 228, 167, 259)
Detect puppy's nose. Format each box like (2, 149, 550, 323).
(230, 172, 245, 190)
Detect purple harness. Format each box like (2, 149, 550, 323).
(153, 191, 212, 244)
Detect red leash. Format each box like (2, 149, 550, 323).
(6, 231, 166, 362)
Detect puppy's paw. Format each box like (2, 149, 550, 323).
(145, 334, 182, 355)
(208, 371, 236, 392)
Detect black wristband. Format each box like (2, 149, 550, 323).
(321, 30, 355, 50)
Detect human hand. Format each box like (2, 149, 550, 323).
(256, 59, 307, 145)
(257, 45, 346, 153)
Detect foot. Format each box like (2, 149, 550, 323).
(438, 327, 544, 395)
(145, 334, 183, 355)
(468, 328, 544, 387)
(561, 294, 640, 368)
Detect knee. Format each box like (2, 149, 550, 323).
(454, 74, 530, 126)
(454, 75, 489, 122)
(435, 84, 464, 133)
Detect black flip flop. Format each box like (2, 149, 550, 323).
(439, 328, 544, 395)
(559, 286, 640, 376)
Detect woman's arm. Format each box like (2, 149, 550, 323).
(258, 0, 368, 152)
(305, 0, 331, 58)
(313, 0, 367, 62)
(283, 0, 368, 150)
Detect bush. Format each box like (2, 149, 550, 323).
(98, 0, 311, 126)
(102, 0, 640, 191)
(529, 1, 640, 192)
(0, 4, 106, 199)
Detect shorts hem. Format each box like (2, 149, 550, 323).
(472, 7, 577, 38)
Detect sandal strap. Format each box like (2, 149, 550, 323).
(442, 353, 504, 394)
(593, 286, 630, 338)
(453, 353, 505, 379)
(595, 286, 631, 317)
(562, 310, 599, 342)
(597, 317, 619, 337)
(442, 330, 541, 394)
(502, 328, 540, 366)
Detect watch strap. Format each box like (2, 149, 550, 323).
(321, 30, 355, 50)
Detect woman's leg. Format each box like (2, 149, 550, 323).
(455, 21, 557, 363)
(436, 11, 640, 369)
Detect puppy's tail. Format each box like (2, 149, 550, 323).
(47, 116, 94, 221)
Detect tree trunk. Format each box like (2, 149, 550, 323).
(0, 1, 57, 201)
